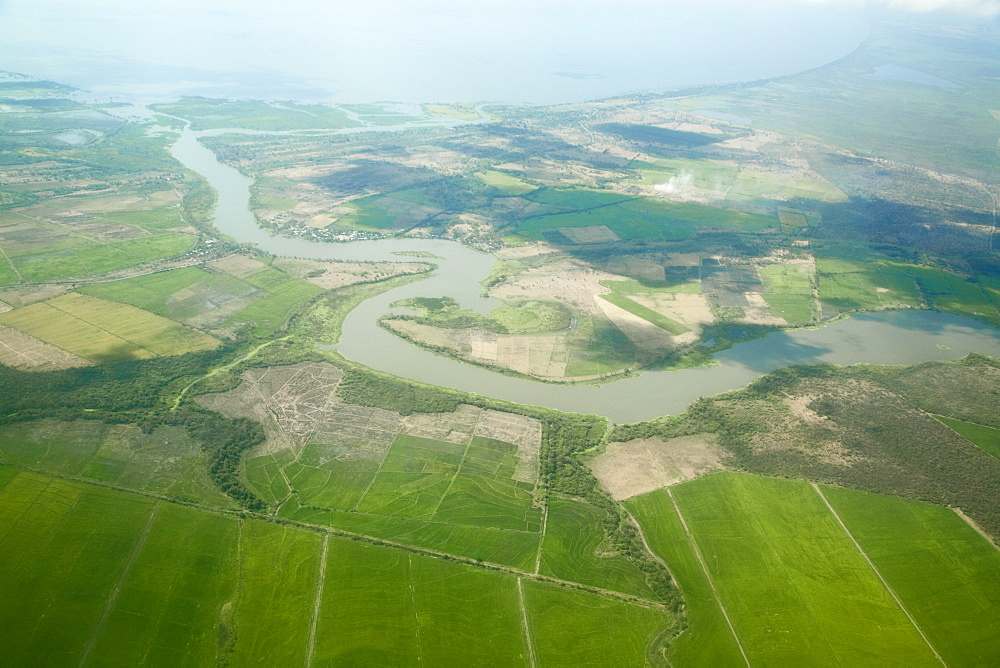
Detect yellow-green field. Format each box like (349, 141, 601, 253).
(0, 292, 218, 362)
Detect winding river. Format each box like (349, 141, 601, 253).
(170, 127, 1000, 424)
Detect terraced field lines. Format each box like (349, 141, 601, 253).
(666, 488, 749, 667)
(518, 577, 538, 668)
(80, 501, 161, 667)
(305, 535, 329, 668)
(812, 483, 945, 665)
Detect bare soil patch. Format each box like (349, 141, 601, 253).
(208, 254, 268, 279)
(0, 324, 93, 370)
(589, 435, 725, 500)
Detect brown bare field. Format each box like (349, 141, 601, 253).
(0, 324, 93, 370)
(594, 298, 689, 353)
(384, 319, 570, 379)
(589, 435, 725, 500)
(271, 257, 432, 290)
(490, 257, 618, 313)
(197, 362, 542, 482)
(629, 292, 715, 328)
(207, 254, 268, 279)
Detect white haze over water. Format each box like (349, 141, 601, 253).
(0, 0, 993, 103)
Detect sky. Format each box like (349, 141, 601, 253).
(0, 0, 995, 103)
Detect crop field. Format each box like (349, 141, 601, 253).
(228, 521, 323, 666)
(627, 473, 1000, 666)
(516, 194, 774, 243)
(0, 323, 93, 370)
(477, 169, 538, 195)
(84, 503, 240, 667)
(724, 168, 847, 203)
(315, 539, 530, 665)
(935, 416, 1000, 459)
(523, 581, 671, 666)
(600, 293, 690, 335)
(0, 292, 219, 362)
(0, 470, 158, 665)
(223, 268, 325, 336)
(563, 312, 640, 377)
(0, 463, 671, 665)
(332, 191, 441, 231)
(758, 263, 814, 325)
(78, 265, 261, 326)
(0, 419, 234, 507)
(539, 496, 654, 598)
(816, 257, 923, 314)
(822, 486, 1000, 666)
(625, 490, 747, 667)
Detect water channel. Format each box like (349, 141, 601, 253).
(170, 127, 1000, 424)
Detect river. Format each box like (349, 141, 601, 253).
(170, 126, 1000, 424)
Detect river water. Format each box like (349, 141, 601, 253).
(170, 127, 1000, 423)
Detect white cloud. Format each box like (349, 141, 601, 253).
(796, 0, 1000, 15)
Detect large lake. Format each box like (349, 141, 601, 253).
(1, 1, 866, 104)
(170, 127, 1000, 423)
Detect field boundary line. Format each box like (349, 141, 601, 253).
(622, 506, 679, 586)
(812, 483, 946, 667)
(517, 577, 538, 668)
(80, 501, 161, 667)
(305, 535, 329, 668)
(0, 244, 21, 282)
(950, 506, 1000, 552)
(667, 488, 751, 667)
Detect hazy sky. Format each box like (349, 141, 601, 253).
(0, 0, 994, 103)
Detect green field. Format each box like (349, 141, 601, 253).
(626, 491, 747, 667)
(935, 416, 1000, 459)
(632, 473, 943, 666)
(516, 192, 773, 243)
(822, 485, 1000, 666)
(539, 496, 655, 599)
(564, 312, 639, 377)
(600, 293, 690, 335)
(816, 257, 923, 314)
(758, 263, 814, 325)
(0, 419, 234, 507)
(224, 267, 325, 336)
(477, 169, 538, 195)
(0, 292, 219, 362)
(523, 581, 671, 666)
(0, 465, 672, 665)
(79, 265, 260, 321)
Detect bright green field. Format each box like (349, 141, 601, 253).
(523, 581, 671, 667)
(935, 416, 1000, 459)
(539, 496, 655, 599)
(314, 539, 530, 665)
(477, 169, 538, 195)
(816, 258, 923, 314)
(822, 485, 1000, 666)
(224, 267, 325, 336)
(649, 473, 941, 666)
(626, 491, 747, 667)
(229, 521, 323, 666)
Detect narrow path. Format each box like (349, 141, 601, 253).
(172, 335, 291, 409)
(517, 577, 538, 668)
(667, 489, 751, 667)
(80, 502, 161, 667)
(305, 535, 329, 668)
(407, 554, 425, 664)
(0, 244, 22, 283)
(533, 504, 548, 575)
(951, 506, 1000, 552)
(812, 483, 946, 666)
